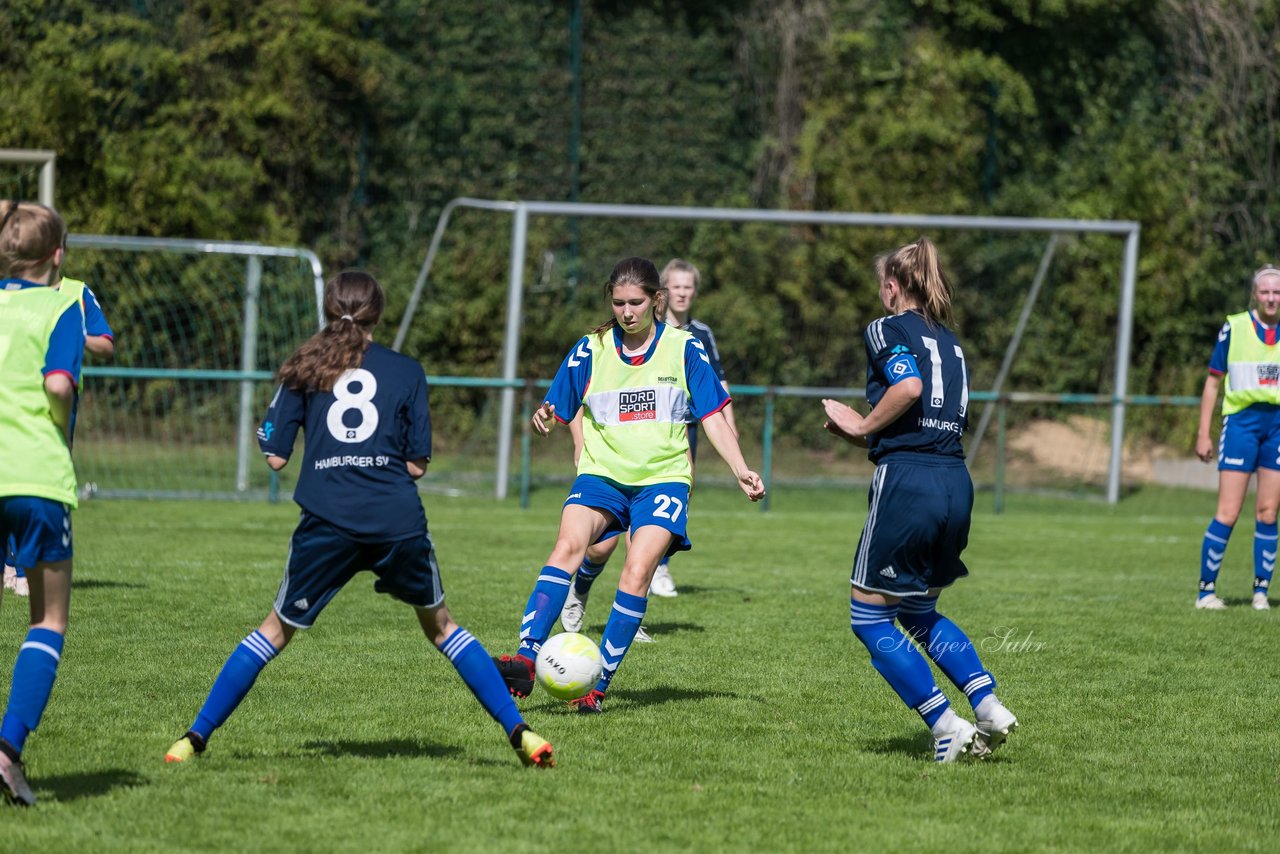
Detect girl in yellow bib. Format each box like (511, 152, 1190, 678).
(494, 257, 764, 712)
(1195, 266, 1280, 610)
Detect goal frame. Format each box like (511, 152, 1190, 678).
(0, 148, 56, 205)
(394, 198, 1141, 503)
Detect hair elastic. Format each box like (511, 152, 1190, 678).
(341, 314, 354, 321)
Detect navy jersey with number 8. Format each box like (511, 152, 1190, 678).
(257, 342, 432, 541)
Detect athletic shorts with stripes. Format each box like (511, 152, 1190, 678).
(274, 511, 443, 629)
(850, 453, 971, 598)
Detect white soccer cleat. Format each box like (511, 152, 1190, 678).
(649, 564, 677, 598)
(973, 699, 1018, 759)
(1253, 592, 1271, 611)
(1195, 594, 1227, 610)
(634, 625, 654, 643)
(931, 714, 978, 763)
(561, 587, 587, 633)
(0, 749, 35, 806)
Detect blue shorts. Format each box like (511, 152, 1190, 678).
(1219, 405, 1280, 472)
(565, 475, 692, 556)
(274, 512, 443, 629)
(850, 455, 971, 597)
(0, 497, 72, 568)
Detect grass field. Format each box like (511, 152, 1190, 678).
(1, 484, 1277, 851)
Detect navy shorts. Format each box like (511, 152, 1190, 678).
(0, 497, 72, 568)
(1219, 405, 1280, 472)
(850, 456, 972, 597)
(274, 512, 443, 629)
(565, 474, 692, 556)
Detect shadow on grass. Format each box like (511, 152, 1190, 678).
(39, 768, 148, 802)
(863, 733, 933, 759)
(617, 620, 706, 638)
(663, 584, 745, 596)
(1222, 596, 1264, 608)
(298, 739, 463, 761)
(610, 685, 760, 709)
(73, 579, 148, 590)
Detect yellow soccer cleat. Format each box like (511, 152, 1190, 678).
(511, 725, 554, 769)
(164, 732, 205, 764)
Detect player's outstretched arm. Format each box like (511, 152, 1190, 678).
(823, 378, 922, 445)
(531, 402, 558, 437)
(700, 410, 765, 501)
(822, 399, 868, 448)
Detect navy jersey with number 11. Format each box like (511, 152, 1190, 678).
(863, 310, 969, 463)
(257, 343, 432, 542)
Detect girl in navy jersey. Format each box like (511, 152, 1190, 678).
(494, 257, 764, 713)
(822, 237, 1017, 763)
(1193, 266, 1280, 611)
(165, 271, 553, 768)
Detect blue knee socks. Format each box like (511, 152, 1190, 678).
(1201, 519, 1232, 599)
(849, 600, 948, 727)
(897, 598, 995, 710)
(516, 566, 573, 661)
(0, 628, 65, 754)
(573, 557, 607, 599)
(440, 627, 524, 736)
(191, 630, 278, 742)
(1255, 521, 1276, 597)
(595, 590, 647, 693)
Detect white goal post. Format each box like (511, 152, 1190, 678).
(394, 199, 1141, 503)
(0, 148, 56, 206)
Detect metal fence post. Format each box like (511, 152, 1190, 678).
(519, 379, 534, 510)
(496, 205, 529, 499)
(762, 388, 775, 512)
(235, 255, 262, 492)
(994, 396, 1008, 515)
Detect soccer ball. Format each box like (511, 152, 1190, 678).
(535, 632, 604, 701)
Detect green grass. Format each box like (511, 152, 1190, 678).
(2, 485, 1277, 851)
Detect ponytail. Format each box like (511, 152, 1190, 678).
(277, 271, 385, 392)
(875, 236, 954, 326)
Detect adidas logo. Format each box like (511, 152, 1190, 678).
(879, 566, 897, 579)
(293, 597, 309, 610)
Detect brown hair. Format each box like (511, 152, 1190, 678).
(277, 270, 385, 392)
(660, 258, 700, 289)
(875, 236, 954, 325)
(0, 200, 67, 281)
(591, 256, 668, 338)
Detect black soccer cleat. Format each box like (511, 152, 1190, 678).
(494, 654, 536, 698)
(569, 689, 604, 714)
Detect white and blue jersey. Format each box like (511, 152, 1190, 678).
(863, 311, 968, 463)
(81, 286, 113, 340)
(257, 342, 432, 542)
(1208, 315, 1280, 472)
(543, 323, 729, 426)
(852, 310, 972, 597)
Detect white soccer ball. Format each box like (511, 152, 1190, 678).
(535, 632, 604, 701)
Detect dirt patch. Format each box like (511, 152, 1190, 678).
(1007, 415, 1159, 482)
